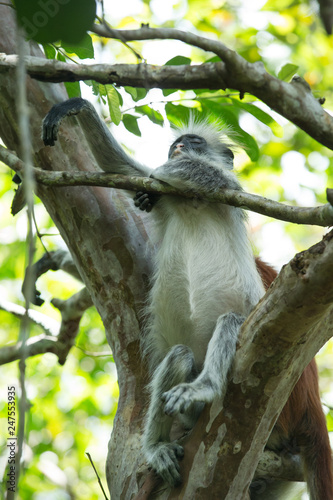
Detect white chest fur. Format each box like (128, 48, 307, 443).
(145, 198, 265, 368)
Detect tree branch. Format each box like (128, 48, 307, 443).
(0, 299, 59, 336)
(0, 333, 63, 365)
(0, 287, 93, 366)
(1, 25, 331, 149)
(2, 143, 333, 227)
(0, 54, 226, 89)
(168, 229, 333, 498)
(253, 450, 303, 483)
(134, 448, 304, 500)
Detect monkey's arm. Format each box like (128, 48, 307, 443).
(42, 98, 151, 177)
(134, 152, 241, 211)
(152, 153, 241, 193)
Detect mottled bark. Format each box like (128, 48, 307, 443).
(0, 6, 150, 498)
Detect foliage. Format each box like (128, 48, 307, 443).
(1, 0, 333, 498)
(14, 0, 96, 44)
(0, 165, 117, 497)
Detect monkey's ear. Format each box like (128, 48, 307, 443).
(12, 173, 22, 184)
(225, 148, 234, 160)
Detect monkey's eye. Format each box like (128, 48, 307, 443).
(186, 135, 206, 145)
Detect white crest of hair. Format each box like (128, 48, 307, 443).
(172, 114, 236, 160)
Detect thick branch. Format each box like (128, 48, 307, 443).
(173, 229, 333, 499)
(0, 54, 226, 89)
(0, 52, 332, 149)
(253, 450, 303, 483)
(1, 26, 331, 149)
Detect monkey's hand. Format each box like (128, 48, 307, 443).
(146, 442, 184, 486)
(133, 191, 160, 212)
(162, 380, 214, 416)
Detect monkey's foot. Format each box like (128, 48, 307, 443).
(162, 381, 212, 416)
(147, 442, 184, 486)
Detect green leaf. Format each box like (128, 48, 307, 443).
(136, 88, 148, 101)
(135, 105, 164, 125)
(42, 43, 56, 59)
(165, 103, 192, 126)
(98, 84, 107, 96)
(278, 63, 299, 82)
(165, 56, 192, 66)
(230, 99, 283, 138)
(65, 81, 81, 99)
(115, 88, 123, 107)
(326, 411, 333, 432)
(124, 87, 137, 101)
(194, 88, 220, 96)
(201, 101, 260, 162)
(106, 85, 121, 126)
(162, 89, 178, 97)
(123, 114, 141, 136)
(84, 80, 100, 97)
(91, 81, 100, 96)
(204, 55, 222, 63)
(61, 34, 94, 59)
(14, 0, 96, 44)
(56, 52, 66, 62)
(124, 86, 148, 102)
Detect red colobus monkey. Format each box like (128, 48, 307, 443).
(43, 98, 333, 499)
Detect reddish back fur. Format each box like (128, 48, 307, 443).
(255, 257, 333, 499)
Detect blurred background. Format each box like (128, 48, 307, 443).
(1, 0, 333, 498)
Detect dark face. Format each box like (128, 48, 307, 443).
(168, 134, 208, 159)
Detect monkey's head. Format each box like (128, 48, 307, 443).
(170, 119, 235, 169)
(168, 134, 208, 159)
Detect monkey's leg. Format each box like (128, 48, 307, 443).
(162, 312, 244, 416)
(143, 344, 196, 486)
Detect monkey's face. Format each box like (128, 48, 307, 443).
(168, 134, 208, 159)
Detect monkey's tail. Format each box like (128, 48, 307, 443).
(296, 361, 333, 500)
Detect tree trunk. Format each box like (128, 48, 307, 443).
(0, 6, 150, 498)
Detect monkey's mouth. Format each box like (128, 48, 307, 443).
(171, 149, 183, 158)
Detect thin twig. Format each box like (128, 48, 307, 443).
(86, 452, 110, 500)
(96, 17, 143, 61)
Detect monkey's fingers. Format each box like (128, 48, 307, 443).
(133, 191, 145, 202)
(151, 443, 183, 486)
(42, 118, 59, 147)
(42, 99, 81, 146)
(133, 192, 152, 212)
(162, 384, 195, 416)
